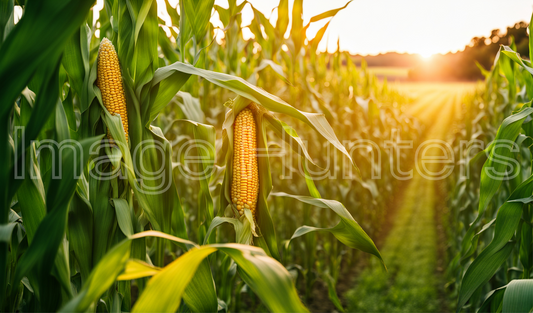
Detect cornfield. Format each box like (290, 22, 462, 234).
(0, 0, 413, 311)
(447, 18, 533, 312)
(2, 0, 532, 312)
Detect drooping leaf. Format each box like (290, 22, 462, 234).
(150, 62, 358, 170)
(272, 192, 384, 268)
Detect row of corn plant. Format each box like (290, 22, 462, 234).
(155, 0, 422, 309)
(447, 13, 533, 312)
(0, 0, 426, 312)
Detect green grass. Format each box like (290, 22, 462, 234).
(346, 175, 439, 312)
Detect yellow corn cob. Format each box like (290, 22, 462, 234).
(231, 107, 259, 219)
(97, 38, 129, 143)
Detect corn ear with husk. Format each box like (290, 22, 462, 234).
(97, 38, 129, 143)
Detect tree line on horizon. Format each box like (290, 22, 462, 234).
(348, 21, 529, 81)
(408, 21, 529, 81)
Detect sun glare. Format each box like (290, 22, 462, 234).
(419, 52, 434, 59)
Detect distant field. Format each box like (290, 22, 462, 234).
(392, 82, 480, 123)
(367, 66, 410, 80)
(392, 82, 479, 98)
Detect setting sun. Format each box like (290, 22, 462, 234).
(419, 51, 434, 59)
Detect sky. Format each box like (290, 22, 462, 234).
(212, 0, 533, 56)
(95, 0, 533, 57)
